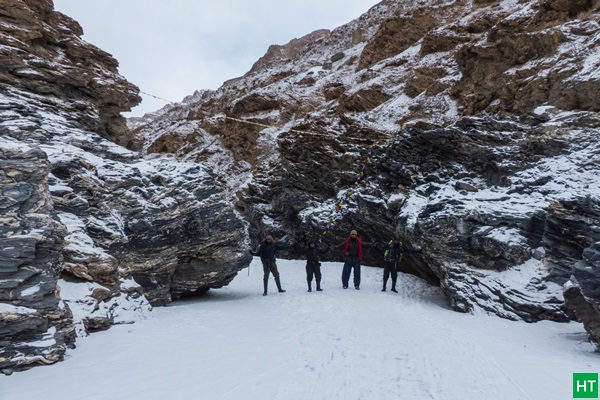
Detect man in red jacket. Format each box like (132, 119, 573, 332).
(342, 229, 362, 289)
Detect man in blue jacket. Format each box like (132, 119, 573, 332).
(251, 235, 291, 296)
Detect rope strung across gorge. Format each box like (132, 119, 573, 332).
(134, 89, 400, 243)
(139, 91, 175, 104)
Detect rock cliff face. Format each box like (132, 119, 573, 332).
(131, 0, 600, 347)
(0, 0, 249, 373)
(0, 0, 139, 147)
(0, 146, 75, 372)
(3, 0, 600, 374)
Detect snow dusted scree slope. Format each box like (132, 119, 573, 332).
(0, 0, 249, 373)
(132, 0, 600, 348)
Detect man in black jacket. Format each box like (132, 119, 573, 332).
(299, 241, 329, 292)
(250, 235, 291, 296)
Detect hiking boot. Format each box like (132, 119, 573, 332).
(355, 286, 360, 290)
(275, 277, 286, 293)
(343, 285, 348, 289)
(391, 288, 398, 293)
(381, 288, 386, 292)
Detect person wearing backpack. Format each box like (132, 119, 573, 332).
(342, 230, 363, 290)
(250, 235, 292, 296)
(380, 239, 403, 293)
(378, 238, 422, 293)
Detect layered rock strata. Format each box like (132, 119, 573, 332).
(130, 0, 600, 347)
(0, 0, 250, 373)
(0, 146, 75, 373)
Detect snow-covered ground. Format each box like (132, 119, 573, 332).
(0, 259, 597, 400)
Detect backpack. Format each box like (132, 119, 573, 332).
(384, 240, 403, 262)
(383, 240, 393, 259)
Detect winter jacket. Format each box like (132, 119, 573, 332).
(252, 241, 292, 262)
(300, 244, 328, 266)
(376, 240, 421, 263)
(343, 237, 362, 261)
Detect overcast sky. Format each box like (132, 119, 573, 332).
(53, 0, 381, 116)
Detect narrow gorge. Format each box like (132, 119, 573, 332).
(1, 0, 599, 374)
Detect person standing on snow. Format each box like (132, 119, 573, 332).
(250, 235, 291, 296)
(342, 229, 362, 290)
(377, 238, 422, 293)
(299, 240, 329, 292)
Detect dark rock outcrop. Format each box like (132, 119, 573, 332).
(358, 8, 439, 70)
(0, 0, 140, 147)
(130, 0, 600, 341)
(0, 0, 250, 374)
(0, 146, 75, 374)
(372, 117, 600, 321)
(564, 279, 600, 351)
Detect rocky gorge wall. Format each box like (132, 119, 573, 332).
(2, 0, 599, 375)
(131, 0, 600, 349)
(0, 0, 250, 374)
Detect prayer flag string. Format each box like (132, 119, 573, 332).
(317, 149, 374, 244)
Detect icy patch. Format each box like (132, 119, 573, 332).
(450, 258, 563, 321)
(298, 201, 334, 225)
(58, 278, 152, 337)
(0, 136, 34, 152)
(533, 105, 556, 115)
(569, 43, 600, 81)
(0, 304, 38, 315)
(399, 194, 429, 230)
(14, 69, 45, 77)
(20, 285, 42, 297)
(22, 327, 57, 348)
(474, 226, 525, 245)
(262, 214, 279, 228)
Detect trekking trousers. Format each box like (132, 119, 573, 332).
(262, 260, 280, 281)
(342, 260, 361, 287)
(383, 261, 398, 285)
(306, 262, 322, 283)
